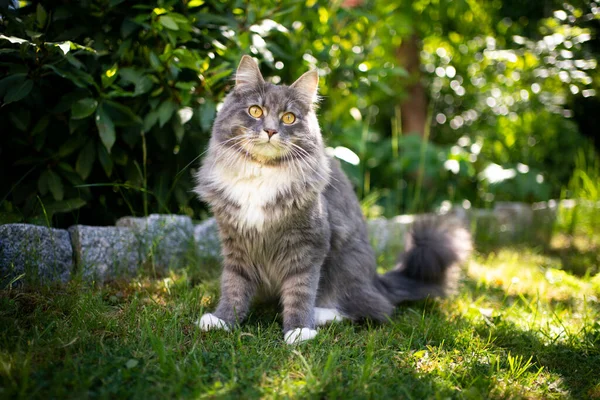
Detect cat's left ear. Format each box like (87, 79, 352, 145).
(290, 70, 319, 103)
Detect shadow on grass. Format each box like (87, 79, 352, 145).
(391, 279, 600, 399)
(1, 268, 599, 398)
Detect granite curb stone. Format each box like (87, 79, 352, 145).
(193, 217, 222, 261)
(69, 225, 140, 282)
(0, 224, 73, 286)
(0, 201, 563, 286)
(116, 214, 195, 273)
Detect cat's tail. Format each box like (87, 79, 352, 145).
(375, 217, 472, 304)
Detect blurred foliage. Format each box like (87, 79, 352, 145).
(0, 0, 599, 226)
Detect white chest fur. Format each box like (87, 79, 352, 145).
(212, 160, 296, 231)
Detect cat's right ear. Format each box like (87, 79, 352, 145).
(235, 55, 264, 89)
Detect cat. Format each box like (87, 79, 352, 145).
(194, 55, 471, 344)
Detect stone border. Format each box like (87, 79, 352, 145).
(0, 214, 218, 287)
(0, 202, 561, 287)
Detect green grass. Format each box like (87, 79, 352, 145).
(1, 245, 600, 399)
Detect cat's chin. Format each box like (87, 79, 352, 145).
(247, 143, 287, 165)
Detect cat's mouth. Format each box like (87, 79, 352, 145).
(244, 140, 289, 163)
(228, 127, 303, 165)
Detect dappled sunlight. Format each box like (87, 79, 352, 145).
(1, 244, 599, 397)
(467, 249, 599, 303)
(1, 0, 600, 398)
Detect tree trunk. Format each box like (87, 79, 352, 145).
(396, 34, 428, 136)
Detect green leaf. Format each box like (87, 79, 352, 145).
(65, 54, 85, 70)
(172, 114, 184, 143)
(0, 73, 27, 98)
(199, 99, 216, 132)
(47, 170, 64, 201)
(135, 76, 153, 95)
(52, 91, 88, 114)
(121, 19, 139, 38)
(119, 67, 142, 84)
(58, 162, 75, 173)
(34, 131, 47, 151)
(31, 116, 50, 136)
(38, 171, 50, 196)
(188, 0, 205, 7)
(102, 64, 119, 88)
(96, 104, 116, 153)
(69, 118, 88, 135)
(58, 134, 87, 157)
(0, 35, 30, 45)
(159, 16, 179, 30)
(98, 144, 114, 177)
(4, 79, 33, 104)
(148, 51, 163, 71)
(9, 109, 30, 131)
(76, 141, 96, 180)
(44, 65, 96, 90)
(44, 198, 86, 214)
(36, 4, 48, 28)
(158, 100, 176, 127)
(71, 98, 98, 120)
(143, 110, 159, 132)
(125, 359, 139, 369)
(104, 100, 143, 126)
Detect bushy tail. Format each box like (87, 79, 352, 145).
(376, 217, 472, 303)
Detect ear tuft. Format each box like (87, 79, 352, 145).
(235, 55, 264, 89)
(290, 70, 319, 102)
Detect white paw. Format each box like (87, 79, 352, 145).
(195, 313, 230, 331)
(314, 307, 344, 326)
(284, 327, 318, 344)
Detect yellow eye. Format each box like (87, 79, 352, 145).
(248, 105, 263, 118)
(281, 112, 296, 124)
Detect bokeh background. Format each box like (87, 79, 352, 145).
(1, 0, 599, 234)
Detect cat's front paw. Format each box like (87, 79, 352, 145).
(195, 313, 230, 331)
(284, 328, 317, 344)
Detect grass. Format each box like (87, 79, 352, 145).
(1, 243, 600, 399)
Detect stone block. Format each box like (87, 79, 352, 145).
(531, 201, 558, 247)
(194, 217, 222, 261)
(116, 214, 194, 272)
(0, 224, 72, 286)
(69, 225, 140, 282)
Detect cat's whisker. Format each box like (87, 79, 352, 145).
(285, 150, 306, 186)
(287, 146, 329, 184)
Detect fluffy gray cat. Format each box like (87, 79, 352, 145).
(194, 56, 471, 344)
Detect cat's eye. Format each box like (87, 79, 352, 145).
(281, 112, 296, 125)
(248, 105, 263, 118)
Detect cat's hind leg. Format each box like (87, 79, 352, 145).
(314, 307, 345, 326)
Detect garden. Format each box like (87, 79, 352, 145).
(1, 0, 599, 398)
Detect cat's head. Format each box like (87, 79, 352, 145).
(210, 56, 323, 165)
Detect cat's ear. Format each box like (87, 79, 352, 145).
(235, 55, 264, 89)
(290, 70, 319, 103)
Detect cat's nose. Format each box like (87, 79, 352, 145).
(264, 129, 278, 138)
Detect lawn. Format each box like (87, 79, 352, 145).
(1, 240, 599, 399)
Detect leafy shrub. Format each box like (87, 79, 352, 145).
(0, 1, 238, 226)
(0, 0, 411, 226)
(1, 0, 598, 226)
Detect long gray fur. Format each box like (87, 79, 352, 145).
(195, 56, 472, 338)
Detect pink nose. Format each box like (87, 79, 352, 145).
(265, 129, 278, 138)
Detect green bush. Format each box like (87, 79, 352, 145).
(0, 0, 412, 226)
(1, 0, 598, 226)
(0, 1, 240, 226)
